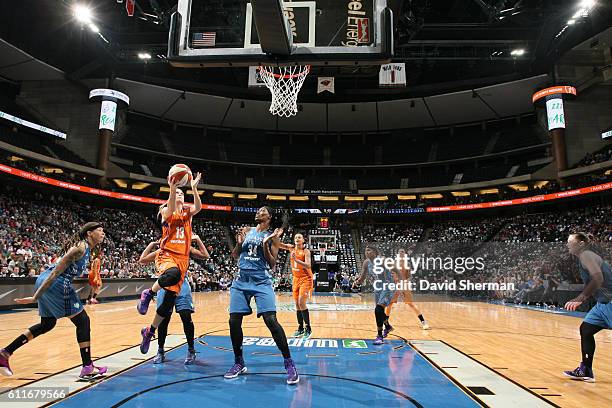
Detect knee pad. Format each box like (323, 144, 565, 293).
(71, 311, 91, 343)
(261, 312, 279, 329)
(30, 317, 57, 338)
(156, 291, 177, 318)
(158, 267, 181, 288)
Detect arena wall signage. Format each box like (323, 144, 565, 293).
(299, 189, 357, 194)
(531, 86, 576, 103)
(0, 110, 67, 139)
(382, 208, 425, 214)
(0, 163, 609, 213)
(427, 182, 612, 212)
(0, 164, 231, 211)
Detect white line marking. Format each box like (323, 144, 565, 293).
(412, 340, 555, 407)
(0, 289, 18, 300)
(1, 335, 185, 407)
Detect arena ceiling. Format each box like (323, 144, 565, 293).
(0, 0, 610, 102)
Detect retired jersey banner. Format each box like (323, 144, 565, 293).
(379, 63, 406, 87)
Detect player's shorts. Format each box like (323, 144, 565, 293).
(157, 278, 194, 313)
(375, 289, 394, 307)
(391, 290, 413, 304)
(230, 270, 276, 317)
(35, 269, 83, 319)
(155, 251, 189, 294)
(584, 302, 612, 329)
(292, 276, 313, 301)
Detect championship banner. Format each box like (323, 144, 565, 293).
(317, 77, 335, 93)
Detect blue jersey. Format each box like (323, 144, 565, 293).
(44, 245, 91, 285)
(35, 244, 91, 319)
(366, 257, 394, 288)
(238, 228, 272, 272)
(579, 254, 612, 304)
(367, 258, 394, 282)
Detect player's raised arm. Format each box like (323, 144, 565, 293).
(138, 241, 160, 265)
(190, 234, 210, 260)
(263, 228, 284, 269)
(232, 227, 250, 260)
(161, 179, 179, 222)
(353, 259, 369, 288)
(189, 172, 202, 216)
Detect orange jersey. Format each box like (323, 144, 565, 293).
(291, 248, 312, 279)
(396, 266, 410, 281)
(160, 209, 192, 258)
(88, 257, 102, 287)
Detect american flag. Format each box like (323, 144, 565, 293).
(192, 32, 216, 47)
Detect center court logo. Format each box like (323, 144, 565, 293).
(243, 337, 367, 349)
(342, 340, 367, 349)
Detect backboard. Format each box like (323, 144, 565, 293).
(168, 0, 393, 67)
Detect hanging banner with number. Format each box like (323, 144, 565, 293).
(545, 98, 565, 130)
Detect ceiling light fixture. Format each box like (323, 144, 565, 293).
(73, 5, 93, 24)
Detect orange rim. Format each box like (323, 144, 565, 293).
(259, 65, 311, 79)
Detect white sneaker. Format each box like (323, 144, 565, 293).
(421, 321, 431, 330)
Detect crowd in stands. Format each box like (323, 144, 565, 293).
(427, 218, 506, 242)
(0, 185, 236, 292)
(575, 144, 612, 168)
(1, 179, 611, 310)
(353, 204, 611, 306)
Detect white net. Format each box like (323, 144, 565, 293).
(259, 65, 310, 117)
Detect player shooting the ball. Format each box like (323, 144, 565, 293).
(136, 165, 202, 354)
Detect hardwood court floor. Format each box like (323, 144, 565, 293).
(0, 291, 610, 407)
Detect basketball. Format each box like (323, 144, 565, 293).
(167, 164, 192, 187)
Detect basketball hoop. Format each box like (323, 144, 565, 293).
(319, 247, 326, 262)
(258, 65, 310, 117)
